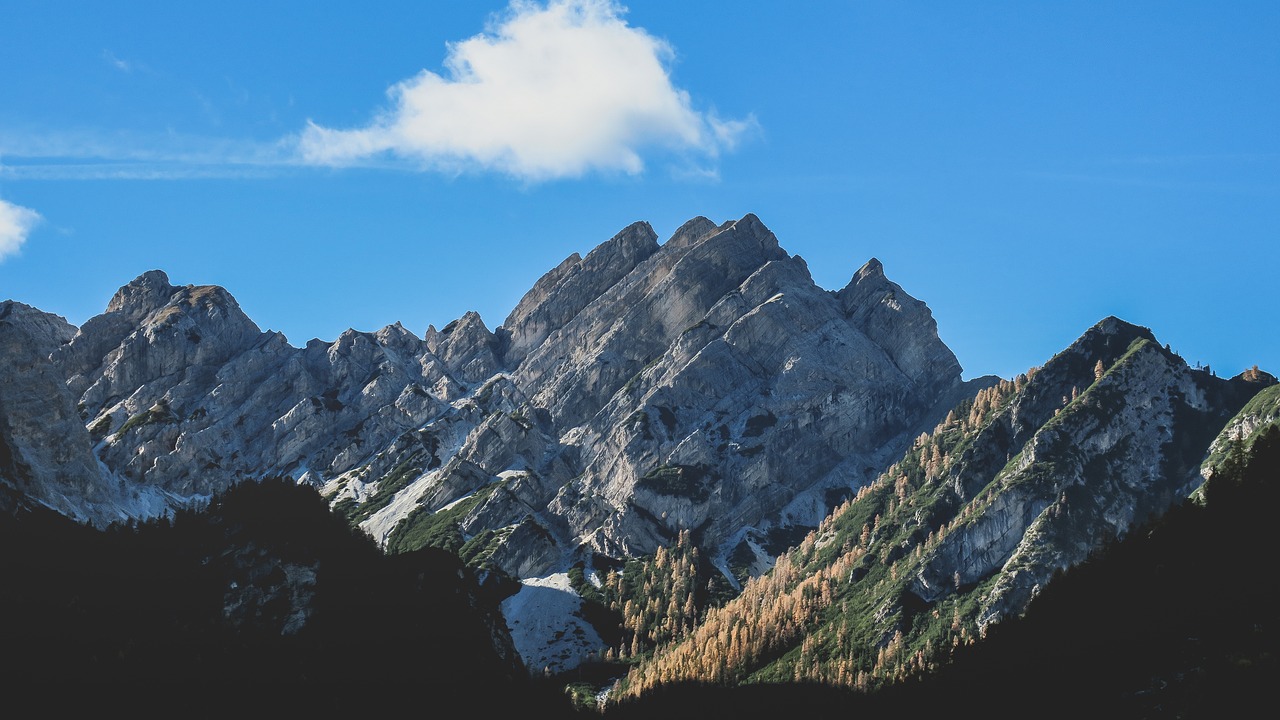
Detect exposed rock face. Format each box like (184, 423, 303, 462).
(837, 258, 962, 401)
(498, 220, 659, 368)
(0, 317, 108, 518)
(2, 215, 967, 578)
(3, 214, 1273, 681)
(904, 317, 1267, 630)
(624, 316, 1274, 692)
(0, 300, 76, 359)
(3, 213, 1007, 674)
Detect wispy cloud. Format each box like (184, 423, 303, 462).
(0, 198, 41, 261)
(101, 49, 146, 74)
(0, 129, 301, 181)
(295, 0, 757, 181)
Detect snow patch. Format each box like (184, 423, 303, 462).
(500, 572, 604, 677)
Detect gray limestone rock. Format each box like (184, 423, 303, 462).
(1, 215, 1269, 678)
(0, 319, 111, 519)
(0, 300, 76, 359)
(499, 220, 658, 367)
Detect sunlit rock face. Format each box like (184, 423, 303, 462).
(5, 214, 966, 583)
(7, 213, 1273, 679)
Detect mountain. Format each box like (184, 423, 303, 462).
(1, 212, 1273, 693)
(602, 399, 1280, 720)
(607, 316, 1274, 704)
(1, 213, 980, 673)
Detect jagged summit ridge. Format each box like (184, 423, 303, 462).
(613, 311, 1274, 698)
(499, 219, 659, 367)
(3, 213, 960, 541)
(2, 211, 1272, 684)
(2, 212, 977, 674)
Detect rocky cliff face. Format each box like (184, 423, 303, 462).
(0, 313, 105, 517)
(1, 215, 965, 587)
(617, 315, 1273, 693)
(906, 317, 1262, 629)
(22, 213, 1266, 680)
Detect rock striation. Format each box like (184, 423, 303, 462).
(904, 317, 1264, 629)
(2, 216, 968, 579)
(616, 315, 1274, 692)
(11, 213, 1266, 677)
(0, 314, 104, 517)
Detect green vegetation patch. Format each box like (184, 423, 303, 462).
(385, 482, 499, 556)
(88, 415, 113, 439)
(348, 459, 423, 524)
(117, 401, 177, 436)
(459, 525, 515, 568)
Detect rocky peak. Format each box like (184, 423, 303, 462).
(58, 273, 264, 423)
(374, 321, 422, 356)
(0, 300, 76, 359)
(498, 220, 659, 367)
(434, 311, 501, 384)
(663, 216, 719, 251)
(514, 212, 790, 430)
(106, 269, 177, 320)
(721, 213, 773, 245)
(423, 324, 441, 353)
(855, 257, 885, 280)
(836, 257, 961, 398)
(1073, 315, 1159, 356)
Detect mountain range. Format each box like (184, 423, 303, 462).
(1, 213, 1275, 714)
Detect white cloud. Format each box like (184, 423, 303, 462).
(0, 198, 41, 261)
(297, 0, 755, 180)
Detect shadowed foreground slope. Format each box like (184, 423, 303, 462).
(0, 477, 576, 717)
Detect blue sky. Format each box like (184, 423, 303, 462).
(1, 0, 1277, 381)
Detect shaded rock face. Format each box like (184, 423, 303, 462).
(4, 215, 966, 589)
(0, 318, 105, 518)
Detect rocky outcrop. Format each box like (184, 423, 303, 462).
(837, 258, 961, 400)
(0, 318, 109, 518)
(2, 216, 970, 570)
(390, 213, 964, 574)
(498, 220, 659, 368)
(1, 213, 991, 674)
(5, 214, 1274, 683)
(624, 315, 1274, 692)
(0, 300, 75, 359)
(900, 317, 1267, 630)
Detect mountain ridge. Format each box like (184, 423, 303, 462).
(2, 212, 1273, 686)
